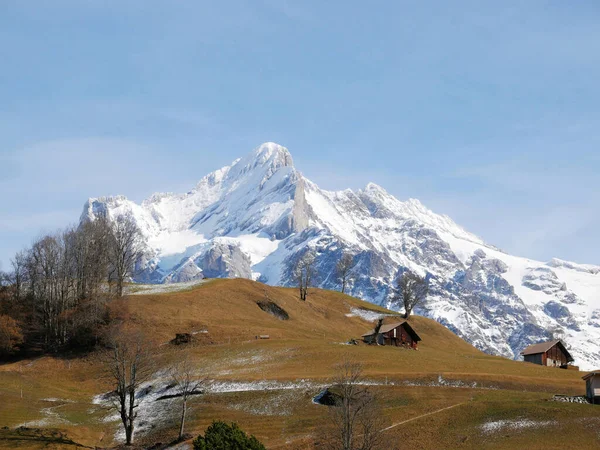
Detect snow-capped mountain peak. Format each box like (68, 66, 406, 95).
(82, 143, 600, 370)
(244, 141, 294, 170)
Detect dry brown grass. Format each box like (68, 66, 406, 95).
(0, 278, 598, 449)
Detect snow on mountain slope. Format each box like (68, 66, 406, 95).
(81, 143, 600, 370)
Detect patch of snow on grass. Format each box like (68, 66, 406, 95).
(41, 397, 74, 403)
(346, 307, 397, 322)
(93, 376, 316, 443)
(206, 379, 316, 394)
(126, 279, 208, 295)
(17, 403, 73, 428)
(480, 418, 557, 434)
(93, 373, 188, 441)
(402, 375, 497, 390)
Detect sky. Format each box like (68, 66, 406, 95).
(1, 1, 599, 269)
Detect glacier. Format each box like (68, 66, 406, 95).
(81, 142, 600, 370)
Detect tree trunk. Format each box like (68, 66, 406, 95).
(125, 425, 133, 446)
(117, 278, 124, 298)
(343, 395, 352, 450)
(126, 389, 135, 445)
(179, 399, 187, 440)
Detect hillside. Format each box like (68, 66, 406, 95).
(82, 143, 600, 370)
(1, 279, 599, 449)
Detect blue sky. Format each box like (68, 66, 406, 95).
(1, 1, 599, 269)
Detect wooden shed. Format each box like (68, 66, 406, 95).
(582, 371, 600, 404)
(520, 339, 574, 368)
(361, 321, 421, 349)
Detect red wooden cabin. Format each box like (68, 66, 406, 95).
(520, 339, 574, 368)
(361, 321, 421, 349)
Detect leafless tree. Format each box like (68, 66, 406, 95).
(171, 358, 204, 441)
(10, 251, 28, 303)
(0, 270, 8, 288)
(392, 270, 429, 319)
(294, 251, 315, 301)
(336, 252, 355, 294)
(71, 218, 111, 302)
(102, 330, 154, 446)
(324, 359, 383, 450)
(26, 232, 77, 350)
(107, 215, 143, 297)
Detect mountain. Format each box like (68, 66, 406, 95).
(81, 142, 600, 369)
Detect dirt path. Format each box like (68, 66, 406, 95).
(381, 402, 466, 432)
(269, 402, 467, 448)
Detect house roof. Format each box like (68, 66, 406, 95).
(362, 322, 404, 335)
(520, 339, 561, 356)
(361, 321, 422, 341)
(520, 339, 574, 362)
(582, 371, 600, 381)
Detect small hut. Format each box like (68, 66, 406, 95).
(361, 321, 421, 349)
(520, 339, 574, 368)
(583, 371, 600, 404)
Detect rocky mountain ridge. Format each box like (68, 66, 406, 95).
(81, 143, 600, 369)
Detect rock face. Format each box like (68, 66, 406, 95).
(196, 243, 252, 279)
(81, 142, 600, 370)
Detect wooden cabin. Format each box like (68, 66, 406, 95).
(361, 321, 421, 349)
(520, 339, 574, 368)
(583, 371, 600, 404)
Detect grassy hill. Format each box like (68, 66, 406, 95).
(0, 279, 599, 449)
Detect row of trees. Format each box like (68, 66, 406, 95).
(295, 250, 429, 318)
(0, 215, 143, 354)
(293, 250, 356, 302)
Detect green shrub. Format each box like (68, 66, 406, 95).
(193, 421, 266, 450)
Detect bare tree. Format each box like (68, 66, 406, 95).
(72, 218, 111, 302)
(392, 270, 429, 319)
(324, 359, 383, 450)
(171, 358, 204, 441)
(336, 252, 354, 294)
(10, 251, 28, 303)
(293, 251, 315, 301)
(26, 232, 77, 350)
(107, 215, 143, 297)
(102, 330, 154, 446)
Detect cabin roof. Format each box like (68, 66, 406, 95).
(582, 371, 600, 381)
(520, 339, 574, 362)
(520, 339, 561, 355)
(361, 321, 422, 341)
